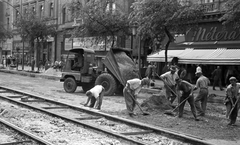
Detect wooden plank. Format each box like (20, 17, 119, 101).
(0, 140, 32, 145)
(42, 106, 69, 109)
(7, 95, 23, 98)
(121, 130, 153, 135)
(0, 91, 8, 93)
(75, 116, 102, 120)
(22, 99, 45, 102)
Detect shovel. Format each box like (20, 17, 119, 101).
(127, 91, 150, 116)
(164, 92, 193, 116)
(227, 97, 240, 118)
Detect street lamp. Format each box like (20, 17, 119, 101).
(131, 22, 141, 78)
(0, 0, 25, 71)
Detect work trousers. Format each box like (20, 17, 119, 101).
(226, 98, 239, 124)
(213, 79, 223, 90)
(195, 88, 208, 116)
(165, 85, 177, 104)
(179, 92, 197, 118)
(89, 88, 105, 110)
(123, 87, 136, 114)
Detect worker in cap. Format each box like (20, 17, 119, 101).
(175, 78, 199, 121)
(193, 68, 210, 117)
(225, 77, 240, 126)
(123, 78, 150, 117)
(160, 65, 179, 104)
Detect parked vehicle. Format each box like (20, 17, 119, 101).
(60, 47, 139, 96)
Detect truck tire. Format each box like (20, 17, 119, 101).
(64, 77, 77, 93)
(95, 73, 117, 96)
(81, 82, 95, 93)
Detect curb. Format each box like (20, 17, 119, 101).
(0, 68, 60, 81)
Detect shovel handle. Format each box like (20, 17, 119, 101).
(227, 97, 240, 118)
(155, 72, 179, 97)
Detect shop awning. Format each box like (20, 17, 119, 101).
(147, 48, 240, 65)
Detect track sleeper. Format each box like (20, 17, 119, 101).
(0, 91, 8, 93)
(121, 130, 153, 135)
(21, 99, 45, 102)
(75, 116, 102, 120)
(0, 140, 32, 145)
(42, 106, 69, 109)
(7, 95, 23, 98)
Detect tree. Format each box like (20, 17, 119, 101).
(70, 0, 131, 47)
(0, 23, 12, 44)
(219, 0, 240, 28)
(14, 11, 57, 70)
(129, 0, 204, 65)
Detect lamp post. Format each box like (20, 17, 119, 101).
(0, 0, 25, 71)
(131, 22, 141, 78)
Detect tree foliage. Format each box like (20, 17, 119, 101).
(70, 0, 130, 47)
(0, 23, 12, 42)
(129, 0, 204, 64)
(219, 0, 240, 28)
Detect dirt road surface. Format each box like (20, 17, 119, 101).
(0, 72, 239, 145)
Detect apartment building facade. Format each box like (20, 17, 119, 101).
(0, 0, 134, 65)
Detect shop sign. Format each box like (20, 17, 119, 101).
(73, 36, 116, 51)
(64, 38, 73, 51)
(185, 23, 240, 42)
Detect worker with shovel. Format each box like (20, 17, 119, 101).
(225, 77, 240, 126)
(123, 78, 150, 117)
(160, 65, 179, 104)
(175, 78, 199, 121)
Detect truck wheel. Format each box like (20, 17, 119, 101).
(95, 73, 117, 96)
(64, 77, 77, 93)
(82, 82, 95, 93)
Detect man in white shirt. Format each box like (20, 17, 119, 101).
(160, 65, 179, 104)
(123, 78, 150, 117)
(84, 85, 105, 110)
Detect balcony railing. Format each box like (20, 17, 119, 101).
(201, 1, 227, 13)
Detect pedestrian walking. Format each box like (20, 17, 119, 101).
(123, 78, 150, 117)
(178, 64, 187, 81)
(193, 69, 210, 117)
(160, 65, 179, 104)
(225, 77, 240, 126)
(83, 85, 105, 110)
(31, 57, 35, 72)
(175, 78, 199, 121)
(212, 66, 223, 91)
(145, 62, 156, 81)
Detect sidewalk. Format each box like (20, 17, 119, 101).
(0, 64, 62, 80)
(0, 64, 226, 100)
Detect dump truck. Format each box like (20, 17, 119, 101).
(60, 47, 139, 96)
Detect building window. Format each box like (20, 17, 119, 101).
(50, 2, 54, 17)
(62, 7, 66, 24)
(106, 1, 116, 13)
(39, 5, 44, 18)
(7, 17, 10, 30)
(32, 6, 35, 13)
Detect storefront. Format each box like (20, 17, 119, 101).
(147, 21, 240, 85)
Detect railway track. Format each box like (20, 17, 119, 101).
(0, 86, 213, 145)
(0, 118, 51, 145)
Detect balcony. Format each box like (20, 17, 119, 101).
(201, 1, 227, 13)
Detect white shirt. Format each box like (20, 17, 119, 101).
(161, 71, 179, 86)
(127, 78, 142, 95)
(89, 85, 104, 99)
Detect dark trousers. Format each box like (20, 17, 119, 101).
(165, 85, 177, 104)
(213, 79, 222, 90)
(89, 89, 105, 110)
(123, 87, 136, 114)
(226, 98, 239, 124)
(195, 88, 208, 115)
(179, 92, 197, 118)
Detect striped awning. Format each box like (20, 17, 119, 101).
(147, 48, 240, 65)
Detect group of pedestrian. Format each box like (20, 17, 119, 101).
(82, 63, 239, 126)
